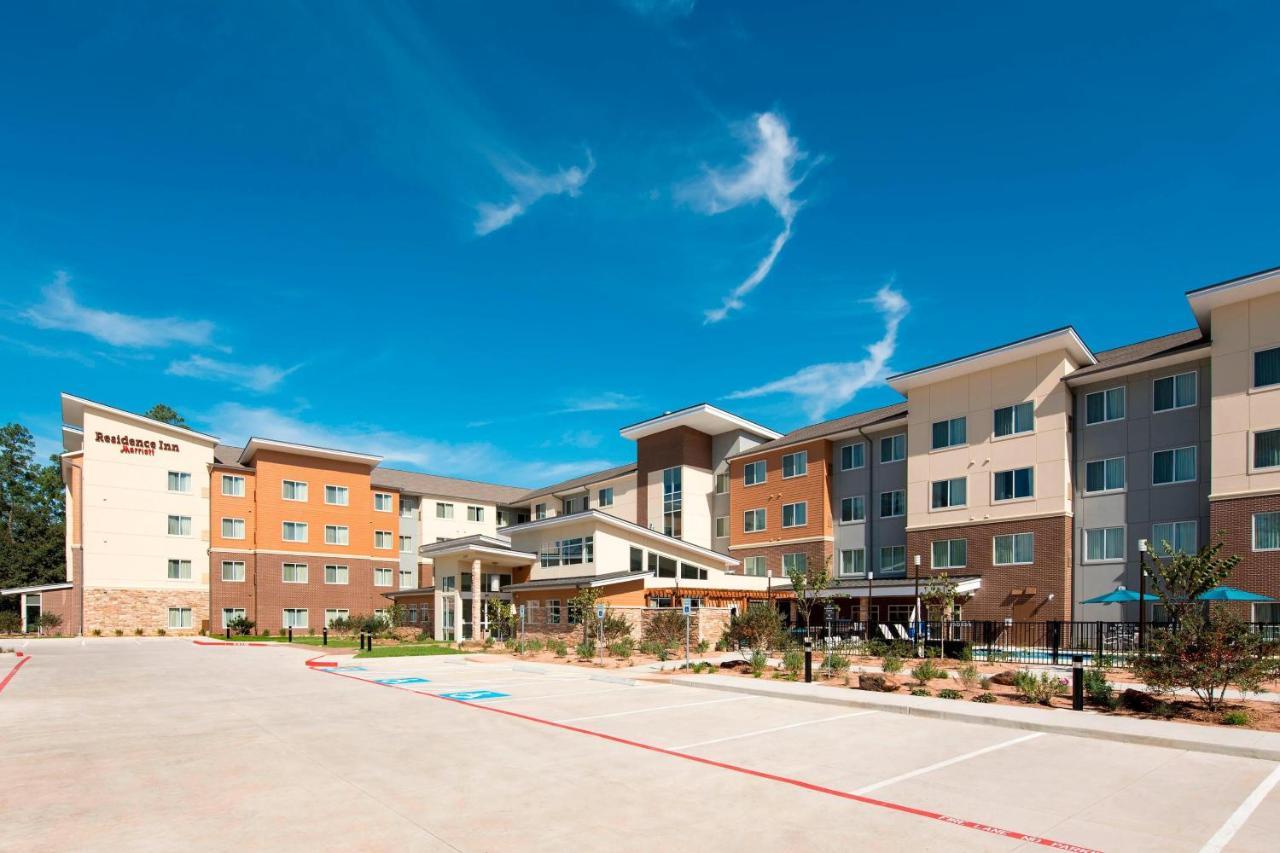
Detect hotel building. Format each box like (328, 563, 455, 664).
(5, 264, 1280, 634)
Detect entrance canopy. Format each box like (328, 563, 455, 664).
(418, 534, 536, 567)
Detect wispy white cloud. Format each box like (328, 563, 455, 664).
(726, 284, 909, 420)
(557, 392, 642, 414)
(475, 151, 595, 236)
(0, 333, 95, 367)
(620, 0, 696, 19)
(166, 355, 300, 393)
(683, 112, 808, 323)
(22, 271, 215, 348)
(542, 430, 603, 450)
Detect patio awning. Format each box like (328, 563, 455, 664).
(820, 575, 981, 598)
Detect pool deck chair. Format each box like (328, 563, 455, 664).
(878, 624, 896, 642)
(894, 624, 911, 641)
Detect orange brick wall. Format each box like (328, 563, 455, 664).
(210, 467, 256, 550)
(729, 439, 832, 547)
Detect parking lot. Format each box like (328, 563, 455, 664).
(2, 639, 1279, 851)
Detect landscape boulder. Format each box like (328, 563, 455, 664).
(990, 669, 1021, 686)
(1121, 688, 1157, 713)
(857, 672, 901, 692)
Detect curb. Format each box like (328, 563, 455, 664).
(590, 673, 638, 686)
(664, 675, 1280, 762)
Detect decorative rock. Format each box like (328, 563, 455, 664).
(990, 669, 1021, 686)
(1121, 688, 1156, 712)
(857, 672, 901, 692)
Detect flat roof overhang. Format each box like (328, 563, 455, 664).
(1, 582, 74, 596)
(820, 576, 982, 598)
(61, 393, 220, 447)
(887, 328, 1095, 394)
(418, 535, 536, 566)
(619, 403, 781, 442)
(1186, 265, 1280, 332)
(499, 509, 739, 569)
(239, 437, 381, 468)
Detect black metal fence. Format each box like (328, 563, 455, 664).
(790, 619, 1280, 667)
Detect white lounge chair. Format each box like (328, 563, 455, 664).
(894, 624, 911, 642)
(878, 624, 896, 642)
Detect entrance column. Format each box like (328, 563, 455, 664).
(472, 558, 484, 641)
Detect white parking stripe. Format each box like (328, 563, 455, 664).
(668, 711, 876, 750)
(556, 695, 754, 723)
(1199, 763, 1280, 853)
(853, 733, 1043, 795)
(487, 686, 637, 703)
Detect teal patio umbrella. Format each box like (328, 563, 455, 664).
(1195, 586, 1276, 602)
(1081, 586, 1159, 604)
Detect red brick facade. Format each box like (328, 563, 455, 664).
(1210, 493, 1280, 618)
(729, 539, 833, 579)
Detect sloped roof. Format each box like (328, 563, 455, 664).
(518, 462, 637, 502)
(1068, 328, 1207, 379)
(727, 401, 909, 459)
(371, 467, 529, 505)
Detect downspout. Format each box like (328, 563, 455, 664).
(857, 426, 875, 623)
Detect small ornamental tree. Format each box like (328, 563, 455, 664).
(648, 608, 686, 650)
(726, 604, 784, 655)
(226, 616, 256, 636)
(921, 572, 959, 657)
(37, 611, 63, 635)
(485, 599, 516, 640)
(786, 555, 832, 634)
(1146, 536, 1239, 625)
(1134, 609, 1280, 711)
(568, 588, 600, 643)
(385, 602, 406, 629)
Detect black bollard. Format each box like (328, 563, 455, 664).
(323, 627, 328, 647)
(288, 626, 294, 643)
(803, 636, 813, 683)
(225, 627, 230, 641)
(1072, 655, 1084, 711)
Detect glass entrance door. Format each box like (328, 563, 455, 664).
(24, 593, 41, 633)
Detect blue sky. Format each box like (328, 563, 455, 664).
(2, 1, 1278, 486)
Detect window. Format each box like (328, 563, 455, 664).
(649, 553, 677, 578)
(598, 487, 614, 507)
(781, 502, 807, 528)
(167, 515, 191, 536)
(782, 451, 808, 478)
(547, 599, 562, 625)
(781, 553, 807, 574)
(400, 569, 415, 589)
(840, 442, 866, 470)
(399, 535, 413, 553)
(282, 563, 308, 583)
(994, 401, 1034, 437)
(838, 548, 866, 577)
(879, 546, 906, 576)
(1253, 602, 1280, 623)
(879, 490, 905, 518)
(534, 503, 547, 519)
(221, 517, 245, 539)
(538, 536, 595, 567)
(1256, 512, 1280, 551)
(166, 559, 192, 580)
(282, 480, 307, 501)
(630, 546, 644, 572)
(373, 568, 393, 587)
(930, 477, 967, 509)
(1085, 457, 1126, 493)
(743, 508, 766, 532)
(1085, 387, 1126, 425)
(372, 531, 392, 550)
(221, 474, 245, 497)
(739, 459, 766, 487)
(324, 485, 349, 506)
(715, 516, 728, 538)
(568, 601, 583, 625)
(993, 467, 1034, 501)
(880, 434, 906, 463)
(680, 562, 709, 580)
(324, 609, 349, 627)
(497, 510, 509, 527)
(715, 473, 729, 495)
(324, 525, 349, 546)
(407, 607, 418, 624)
(1152, 447, 1196, 485)
(743, 556, 766, 577)
(374, 492, 393, 512)
(1256, 346, 1280, 389)
(932, 539, 966, 569)
(993, 533, 1034, 565)
(1152, 521, 1197, 555)
(1153, 371, 1197, 412)
(399, 499, 415, 518)
(649, 598, 673, 609)
(221, 608, 245, 628)
(840, 496, 865, 523)
(436, 502, 454, 519)
(931, 417, 967, 450)
(167, 471, 191, 493)
(1084, 527, 1125, 562)
(283, 608, 308, 629)
(282, 521, 308, 542)
(221, 560, 245, 582)
(324, 565, 349, 585)
(468, 505, 485, 522)
(440, 575, 456, 592)
(1254, 429, 1280, 470)
(167, 608, 192, 629)
(662, 466, 682, 537)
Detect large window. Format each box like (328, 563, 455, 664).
(880, 434, 906, 463)
(649, 553, 678, 578)
(1152, 521, 1197, 555)
(166, 559, 192, 580)
(282, 480, 307, 501)
(167, 515, 191, 536)
(1255, 512, 1280, 552)
(880, 490, 905, 518)
(221, 608, 246, 628)
(374, 530, 393, 549)
(539, 536, 595, 567)
(1153, 371, 1197, 412)
(221, 560, 245, 582)
(931, 539, 966, 569)
(1084, 527, 1125, 562)
(994, 401, 1034, 437)
(744, 460, 766, 485)
(993, 467, 1034, 501)
(840, 496, 865, 523)
(563, 495, 586, 514)
(400, 569, 415, 589)
(838, 548, 866, 577)
(167, 471, 191, 493)
(221, 474, 245, 497)
(221, 517, 245, 539)
(1085, 457, 1126, 493)
(662, 466, 682, 538)
(1152, 446, 1196, 485)
(1254, 429, 1280, 470)
(324, 609, 349, 627)
(547, 599, 562, 625)
(744, 508, 766, 533)
(680, 562, 709, 581)
(282, 521, 308, 542)
(534, 503, 547, 520)
(324, 485, 349, 506)
(781, 552, 807, 574)
(840, 442, 866, 470)
(931, 417, 967, 450)
(283, 609, 309, 629)
(879, 546, 906, 576)
(1085, 387, 1125, 425)
(373, 568, 393, 587)
(1256, 346, 1280, 389)
(993, 533, 1034, 565)
(781, 502, 807, 528)
(400, 498, 416, 518)
(467, 505, 485, 522)
(168, 608, 193, 629)
(282, 563, 308, 583)
(437, 502, 454, 519)
(930, 477, 967, 509)
(782, 451, 808, 478)
(598, 487, 614, 507)
(743, 556, 766, 577)
(374, 492, 393, 512)
(324, 525, 349, 546)
(630, 546, 644, 572)
(324, 565, 349, 585)
(399, 535, 413, 553)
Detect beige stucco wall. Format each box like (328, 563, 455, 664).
(1209, 289, 1280, 498)
(419, 496, 501, 542)
(905, 351, 1074, 529)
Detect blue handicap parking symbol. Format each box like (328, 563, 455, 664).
(375, 677, 430, 685)
(439, 690, 509, 702)
(333, 666, 367, 672)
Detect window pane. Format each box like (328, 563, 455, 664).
(1086, 530, 1103, 561)
(931, 480, 947, 508)
(1086, 392, 1104, 424)
(1015, 533, 1033, 563)
(932, 421, 948, 449)
(951, 477, 966, 505)
(994, 407, 1012, 437)
(1107, 387, 1126, 420)
(1153, 451, 1173, 484)
(932, 540, 947, 566)
(1153, 377, 1174, 411)
(1014, 401, 1033, 432)
(1256, 347, 1280, 388)
(1085, 461, 1103, 493)
(1015, 467, 1033, 497)
(994, 471, 1011, 501)
(1255, 429, 1280, 469)
(995, 535, 1013, 564)
(1106, 457, 1125, 490)
(1175, 447, 1196, 482)
(1255, 513, 1280, 550)
(1175, 372, 1196, 407)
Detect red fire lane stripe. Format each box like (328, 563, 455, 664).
(0, 655, 32, 696)
(316, 668, 1101, 853)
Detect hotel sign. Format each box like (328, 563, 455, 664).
(95, 432, 179, 456)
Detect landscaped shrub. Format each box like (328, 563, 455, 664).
(91, 628, 102, 637)
(526, 638, 544, 653)
(938, 688, 963, 700)
(227, 616, 255, 636)
(37, 612, 64, 634)
(113, 629, 123, 637)
(1083, 668, 1117, 709)
(750, 648, 768, 678)
(956, 644, 974, 662)
(553, 639, 568, 658)
(576, 639, 596, 659)
(1012, 670, 1069, 706)
(134, 628, 143, 636)
(714, 638, 728, 652)
(1221, 710, 1250, 726)
(826, 652, 851, 677)
(910, 687, 931, 697)
(0, 612, 20, 634)
(656, 645, 671, 661)
(881, 653, 904, 675)
(1152, 701, 1176, 720)
(609, 637, 634, 659)
(911, 659, 946, 684)
(648, 609, 687, 650)
(726, 606, 784, 653)
(157, 628, 166, 637)
(864, 638, 887, 658)
(972, 692, 997, 703)
(696, 639, 710, 654)
(956, 664, 979, 689)
(777, 648, 801, 679)
(979, 676, 993, 690)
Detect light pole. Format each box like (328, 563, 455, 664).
(1137, 538, 1149, 656)
(913, 554, 922, 654)
(865, 569, 874, 640)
